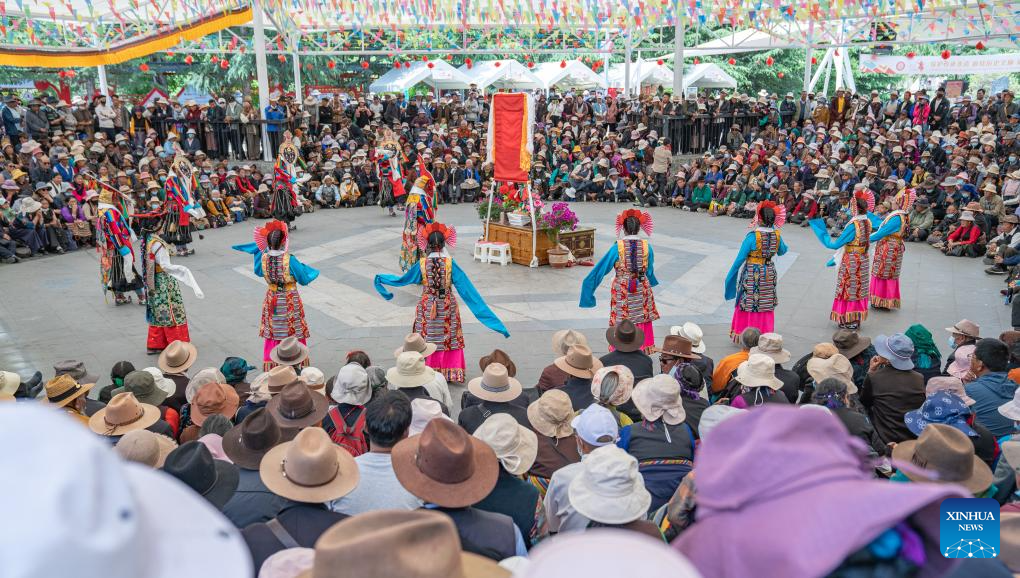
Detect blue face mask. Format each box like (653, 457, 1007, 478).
(948, 336, 957, 349)
(1011, 156, 1017, 163)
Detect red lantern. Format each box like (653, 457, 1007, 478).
(277, 54, 286, 63)
(560, 60, 567, 68)
(361, 61, 369, 69)
(494, 61, 502, 67)
(656, 59, 664, 66)
(139, 63, 150, 72)
(976, 41, 986, 50)
(427, 62, 434, 69)
(765, 55, 774, 66)
(65, 70, 75, 78)
(210, 55, 218, 63)
(393, 61, 401, 69)
(777, 72, 784, 78)
(465, 57, 472, 65)
(404, 61, 411, 68)
(327, 60, 336, 69)
(57, 70, 67, 79)
(727, 57, 736, 65)
(941, 49, 951, 60)
(422, 55, 429, 62)
(905, 51, 916, 59)
(693, 57, 700, 65)
(184, 55, 194, 65)
(220, 59, 229, 69)
(527, 61, 534, 68)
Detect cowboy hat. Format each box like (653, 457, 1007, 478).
(190, 382, 240, 426)
(261, 365, 301, 395)
(467, 363, 523, 404)
(394, 333, 438, 358)
(260, 427, 359, 503)
(158, 340, 198, 374)
(222, 407, 285, 470)
(551, 329, 588, 355)
(891, 424, 993, 494)
(270, 337, 310, 367)
(391, 418, 499, 508)
(651, 335, 701, 360)
(605, 319, 645, 353)
(527, 389, 575, 439)
(473, 413, 538, 476)
(945, 319, 980, 339)
(43, 374, 95, 408)
(266, 382, 329, 430)
(163, 441, 240, 508)
(632, 375, 686, 425)
(478, 349, 516, 378)
(669, 323, 706, 354)
(568, 445, 651, 525)
(554, 344, 603, 379)
(89, 392, 161, 436)
(387, 351, 436, 389)
(749, 333, 791, 364)
(735, 354, 784, 390)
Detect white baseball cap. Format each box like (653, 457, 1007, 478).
(570, 404, 619, 447)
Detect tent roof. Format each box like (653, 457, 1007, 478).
(534, 61, 607, 90)
(606, 60, 675, 89)
(682, 63, 737, 91)
(457, 60, 545, 90)
(368, 60, 472, 93)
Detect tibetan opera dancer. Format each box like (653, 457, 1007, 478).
(136, 210, 204, 354)
(233, 220, 320, 370)
(162, 156, 205, 255)
(724, 201, 789, 341)
(96, 187, 144, 306)
(580, 209, 659, 351)
(399, 157, 438, 272)
(869, 188, 916, 311)
(375, 136, 405, 218)
(374, 222, 510, 383)
(270, 139, 303, 229)
(809, 190, 876, 329)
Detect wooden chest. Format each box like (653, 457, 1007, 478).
(485, 223, 596, 266)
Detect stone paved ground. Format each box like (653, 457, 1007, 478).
(0, 202, 1010, 402)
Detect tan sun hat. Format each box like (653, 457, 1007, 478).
(394, 333, 438, 358)
(554, 344, 603, 379)
(89, 392, 161, 436)
(158, 340, 198, 374)
(735, 354, 784, 390)
(387, 351, 437, 389)
(551, 329, 588, 355)
(467, 363, 523, 403)
(259, 427, 359, 503)
(473, 413, 538, 476)
(527, 389, 575, 438)
(114, 429, 178, 468)
(631, 375, 686, 425)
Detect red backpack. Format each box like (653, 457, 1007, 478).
(327, 405, 368, 457)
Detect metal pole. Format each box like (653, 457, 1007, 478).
(291, 36, 304, 101)
(803, 21, 814, 92)
(624, 34, 632, 97)
(635, 52, 642, 97)
(603, 28, 611, 89)
(97, 65, 110, 98)
(673, 2, 684, 95)
(252, 0, 273, 161)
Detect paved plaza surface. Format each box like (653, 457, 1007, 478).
(0, 203, 1010, 398)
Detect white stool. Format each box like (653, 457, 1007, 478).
(487, 242, 512, 266)
(473, 240, 491, 263)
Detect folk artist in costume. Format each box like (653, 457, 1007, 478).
(162, 156, 204, 255)
(725, 201, 789, 341)
(136, 210, 204, 354)
(233, 220, 320, 370)
(96, 188, 144, 306)
(580, 209, 659, 351)
(271, 140, 303, 229)
(809, 190, 876, 329)
(399, 158, 438, 272)
(374, 222, 510, 382)
(375, 141, 404, 217)
(869, 188, 917, 310)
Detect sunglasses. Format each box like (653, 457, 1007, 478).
(658, 355, 679, 365)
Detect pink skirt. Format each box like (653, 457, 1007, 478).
(608, 321, 657, 353)
(730, 309, 774, 342)
(427, 349, 466, 383)
(263, 337, 309, 371)
(869, 277, 901, 309)
(830, 299, 869, 325)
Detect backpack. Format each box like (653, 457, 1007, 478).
(327, 405, 368, 457)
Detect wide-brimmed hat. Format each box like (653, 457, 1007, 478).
(394, 333, 438, 358)
(478, 349, 516, 377)
(735, 354, 784, 390)
(522, 530, 700, 577)
(43, 374, 94, 408)
(831, 329, 871, 358)
(605, 319, 645, 353)
(668, 322, 706, 353)
(53, 359, 98, 384)
(114, 429, 178, 468)
(568, 445, 651, 525)
(260, 427, 359, 503)
(190, 382, 240, 426)
(140, 367, 177, 398)
(998, 387, 1020, 421)
(891, 424, 993, 494)
(554, 344, 603, 379)
(185, 367, 227, 405)
(651, 335, 701, 360)
(527, 389, 575, 438)
(473, 413, 538, 476)
(387, 351, 436, 389)
(222, 407, 285, 470)
(750, 333, 791, 364)
(0, 370, 19, 398)
(111, 370, 168, 406)
(392, 418, 499, 508)
(945, 319, 980, 339)
(409, 398, 454, 436)
(330, 362, 371, 405)
(632, 375, 686, 425)
(551, 329, 588, 355)
(591, 365, 635, 407)
(270, 337, 310, 367)
(925, 376, 975, 406)
(263, 365, 301, 395)
(89, 392, 161, 436)
(295, 510, 509, 578)
(162, 441, 240, 509)
(158, 340, 198, 374)
(467, 363, 523, 403)
(873, 333, 915, 371)
(806, 354, 856, 394)
(904, 392, 977, 438)
(266, 382, 329, 429)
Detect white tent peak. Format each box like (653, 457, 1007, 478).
(457, 60, 544, 90)
(369, 60, 471, 93)
(534, 61, 608, 90)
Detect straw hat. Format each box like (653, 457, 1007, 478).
(266, 382, 329, 430)
(467, 363, 523, 403)
(551, 329, 588, 355)
(891, 424, 993, 494)
(270, 337, 310, 367)
(749, 333, 791, 364)
(260, 427, 359, 503)
(394, 333, 438, 358)
(807, 354, 856, 394)
(554, 345, 603, 379)
(567, 445, 651, 525)
(114, 429, 177, 468)
(668, 322, 706, 353)
(473, 413, 538, 476)
(632, 375, 686, 425)
(735, 354, 784, 390)
(527, 389, 575, 439)
(222, 408, 286, 470)
(387, 351, 437, 389)
(158, 340, 198, 374)
(89, 392, 161, 436)
(43, 374, 94, 408)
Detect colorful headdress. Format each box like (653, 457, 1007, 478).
(417, 222, 457, 251)
(750, 200, 787, 229)
(254, 220, 289, 252)
(615, 209, 653, 237)
(851, 189, 876, 216)
(894, 188, 918, 212)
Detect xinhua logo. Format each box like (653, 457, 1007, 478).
(940, 498, 1000, 559)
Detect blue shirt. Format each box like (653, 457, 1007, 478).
(965, 372, 1017, 437)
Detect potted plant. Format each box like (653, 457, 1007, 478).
(539, 202, 579, 268)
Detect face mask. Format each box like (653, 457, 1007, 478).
(1011, 156, 1017, 163)
(948, 336, 957, 349)
(575, 440, 586, 459)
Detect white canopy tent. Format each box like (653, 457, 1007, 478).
(606, 59, 675, 90)
(682, 63, 738, 91)
(457, 60, 545, 91)
(368, 60, 472, 93)
(534, 61, 608, 91)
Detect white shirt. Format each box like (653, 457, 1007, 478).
(328, 452, 422, 515)
(544, 460, 589, 533)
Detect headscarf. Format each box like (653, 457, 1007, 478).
(904, 324, 940, 370)
(219, 357, 255, 385)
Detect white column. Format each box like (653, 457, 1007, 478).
(291, 36, 303, 102)
(603, 28, 611, 89)
(252, 0, 273, 161)
(673, 4, 685, 95)
(624, 34, 632, 97)
(635, 52, 642, 97)
(802, 21, 814, 92)
(97, 65, 110, 98)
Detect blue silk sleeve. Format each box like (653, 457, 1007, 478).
(778, 235, 789, 256)
(289, 256, 320, 286)
(451, 261, 510, 337)
(232, 243, 265, 278)
(866, 212, 883, 229)
(373, 262, 422, 300)
(579, 243, 620, 308)
(724, 233, 756, 301)
(809, 218, 856, 250)
(869, 215, 902, 243)
(647, 244, 659, 287)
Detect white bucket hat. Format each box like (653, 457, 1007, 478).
(735, 354, 784, 390)
(331, 363, 371, 405)
(750, 333, 791, 364)
(140, 367, 176, 398)
(631, 375, 686, 425)
(408, 398, 453, 436)
(669, 322, 706, 354)
(386, 352, 436, 389)
(697, 405, 746, 442)
(521, 530, 701, 577)
(473, 414, 538, 476)
(567, 445, 651, 525)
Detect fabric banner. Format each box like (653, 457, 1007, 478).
(486, 93, 533, 184)
(860, 53, 1020, 76)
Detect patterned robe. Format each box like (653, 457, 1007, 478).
(413, 256, 463, 351)
(872, 213, 908, 281)
(736, 230, 781, 313)
(399, 187, 436, 272)
(835, 219, 872, 304)
(609, 239, 660, 325)
(259, 251, 309, 341)
(145, 235, 187, 328)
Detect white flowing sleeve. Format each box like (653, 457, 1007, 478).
(154, 243, 204, 298)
